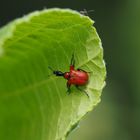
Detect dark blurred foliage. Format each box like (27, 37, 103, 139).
(0, 0, 140, 140)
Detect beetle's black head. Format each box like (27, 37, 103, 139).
(48, 66, 64, 77)
(53, 71, 64, 76)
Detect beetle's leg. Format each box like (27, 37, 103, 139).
(77, 68, 86, 72)
(67, 81, 71, 94)
(70, 53, 75, 66)
(77, 68, 92, 73)
(70, 53, 75, 70)
(76, 85, 89, 98)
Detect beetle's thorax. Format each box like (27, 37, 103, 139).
(64, 72, 70, 79)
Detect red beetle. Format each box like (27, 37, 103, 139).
(49, 54, 89, 97)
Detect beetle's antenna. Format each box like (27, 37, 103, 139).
(48, 66, 64, 77)
(48, 66, 55, 77)
(48, 66, 54, 72)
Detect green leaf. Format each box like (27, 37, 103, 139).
(0, 8, 106, 140)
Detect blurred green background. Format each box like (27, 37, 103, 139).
(0, 0, 140, 140)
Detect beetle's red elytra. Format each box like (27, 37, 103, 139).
(48, 54, 89, 97)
